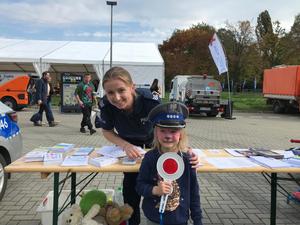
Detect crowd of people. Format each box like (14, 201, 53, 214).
(29, 67, 203, 225)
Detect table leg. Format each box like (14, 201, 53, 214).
(270, 173, 277, 225)
(53, 172, 59, 225)
(71, 173, 76, 204)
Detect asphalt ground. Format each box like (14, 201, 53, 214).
(0, 107, 300, 225)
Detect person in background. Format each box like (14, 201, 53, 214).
(27, 78, 36, 105)
(136, 102, 203, 225)
(30, 71, 57, 127)
(150, 78, 161, 97)
(98, 67, 199, 225)
(75, 73, 96, 135)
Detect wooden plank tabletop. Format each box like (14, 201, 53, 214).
(5, 149, 300, 175)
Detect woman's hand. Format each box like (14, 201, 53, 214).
(122, 142, 142, 159)
(152, 181, 172, 196)
(187, 148, 200, 168)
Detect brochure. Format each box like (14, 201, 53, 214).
(49, 143, 75, 153)
(73, 147, 94, 156)
(24, 149, 47, 162)
(89, 156, 118, 167)
(43, 153, 63, 165)
(61, 155, 89, 167)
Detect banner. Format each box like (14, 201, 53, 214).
(208, 33, 228, 75)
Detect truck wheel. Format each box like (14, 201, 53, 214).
(0, 154, 8, 201)
(1, 97, 17, 110)
(273, 102, 285, 114)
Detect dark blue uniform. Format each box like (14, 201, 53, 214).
(98, 88, 160, 225)
(136, 149, 203, 225)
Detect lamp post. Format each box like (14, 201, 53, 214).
(106, 1, 117, 68)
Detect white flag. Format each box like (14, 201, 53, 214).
(208, 33, 228, 75)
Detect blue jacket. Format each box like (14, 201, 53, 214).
(97, 89, 160, 147)
(35, 78, 49, 104)
(136, 149, 203, 225)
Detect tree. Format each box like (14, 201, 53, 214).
(283, 14, 300, 64)
(218, 21, 258, 92)
(255, 10, 286, 67)
(159, 23, 216, 89)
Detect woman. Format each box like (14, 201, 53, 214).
(98, 67, 199, 225)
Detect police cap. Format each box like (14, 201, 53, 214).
(148, 102, 189, 128)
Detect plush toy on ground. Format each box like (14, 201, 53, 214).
(62, 204, 102, 225)
(80, 189, 107, 215)
(99, 201, 133, 225)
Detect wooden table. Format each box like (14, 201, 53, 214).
(5, 149, 300, 225)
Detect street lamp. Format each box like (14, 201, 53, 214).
(106, 1, 117, 68)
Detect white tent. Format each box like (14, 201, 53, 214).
(0, 38, 164, 96)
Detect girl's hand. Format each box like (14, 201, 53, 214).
(187, 148, 200, 168)
(122, 142, 141, 159)
(153, 181, 172, 196)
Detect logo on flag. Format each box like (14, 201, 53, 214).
(209, 33, 228, 75)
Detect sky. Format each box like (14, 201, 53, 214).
(0, 0, 299, 44)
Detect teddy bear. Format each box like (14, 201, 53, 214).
(62, 203, 103, 225)
(99, 201, 133, 225)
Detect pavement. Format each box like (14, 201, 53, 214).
(0, 107, 300, 225)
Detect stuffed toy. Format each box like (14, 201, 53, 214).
(99, 201, 133, 225)
(62, 204, 102, 225)
(80, 189, 107, 215)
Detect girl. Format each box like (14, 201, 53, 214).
(98, 67, 199, 225)
(136, 102, 203, 225)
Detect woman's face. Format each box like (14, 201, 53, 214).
(156, 127, 181, 152)
(104, 78, 135, 111)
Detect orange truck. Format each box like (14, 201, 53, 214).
(263, 65, 300, 113)
(0, 73, 31, 110)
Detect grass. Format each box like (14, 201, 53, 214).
(51, 91, 271, 112)
(221, 91, 271, 112)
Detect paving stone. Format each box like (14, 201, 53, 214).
(0, 110, 299, 225)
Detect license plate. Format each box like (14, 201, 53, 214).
(199, 107, 210, 111)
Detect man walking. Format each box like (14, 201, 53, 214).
(75, 73, 96, 135)
(30, 71, 57, 127)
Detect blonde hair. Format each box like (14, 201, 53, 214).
(153, 127, 188, 152)
(102, 67, 133, 88)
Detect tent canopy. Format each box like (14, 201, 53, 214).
(0, 38, 164, 96)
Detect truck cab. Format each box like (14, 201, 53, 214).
(0, 73, 32, 110)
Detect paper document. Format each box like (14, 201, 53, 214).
(43, 153, 63, 165)
(224, 148, 249, 157)
(61, 156, 89, 166)
(73, 147, 94, 156)
(205, 157, 259, 169)
(89, 156, 118, 167)
(249, 156, 291, 168)
(96, 146, 146, 158)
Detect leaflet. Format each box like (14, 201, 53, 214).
(89, 156, 118, 167)
(96, 146, 146, 158)
(73, 147, 94, 156)
(61, 156, 89, 167)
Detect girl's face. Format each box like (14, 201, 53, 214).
(104, 78, 135, 111)
(156, 127, 181, 152)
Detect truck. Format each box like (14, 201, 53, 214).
(0, 72, 33, 110)
(263, 65, 300, 113)
(169, 75, 229, 117)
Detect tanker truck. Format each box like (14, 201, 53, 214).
(169, 75, 229, 117)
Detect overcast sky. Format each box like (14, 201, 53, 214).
(0, 0, 299, 44)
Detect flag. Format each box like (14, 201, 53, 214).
(208, 33, 228, 75)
